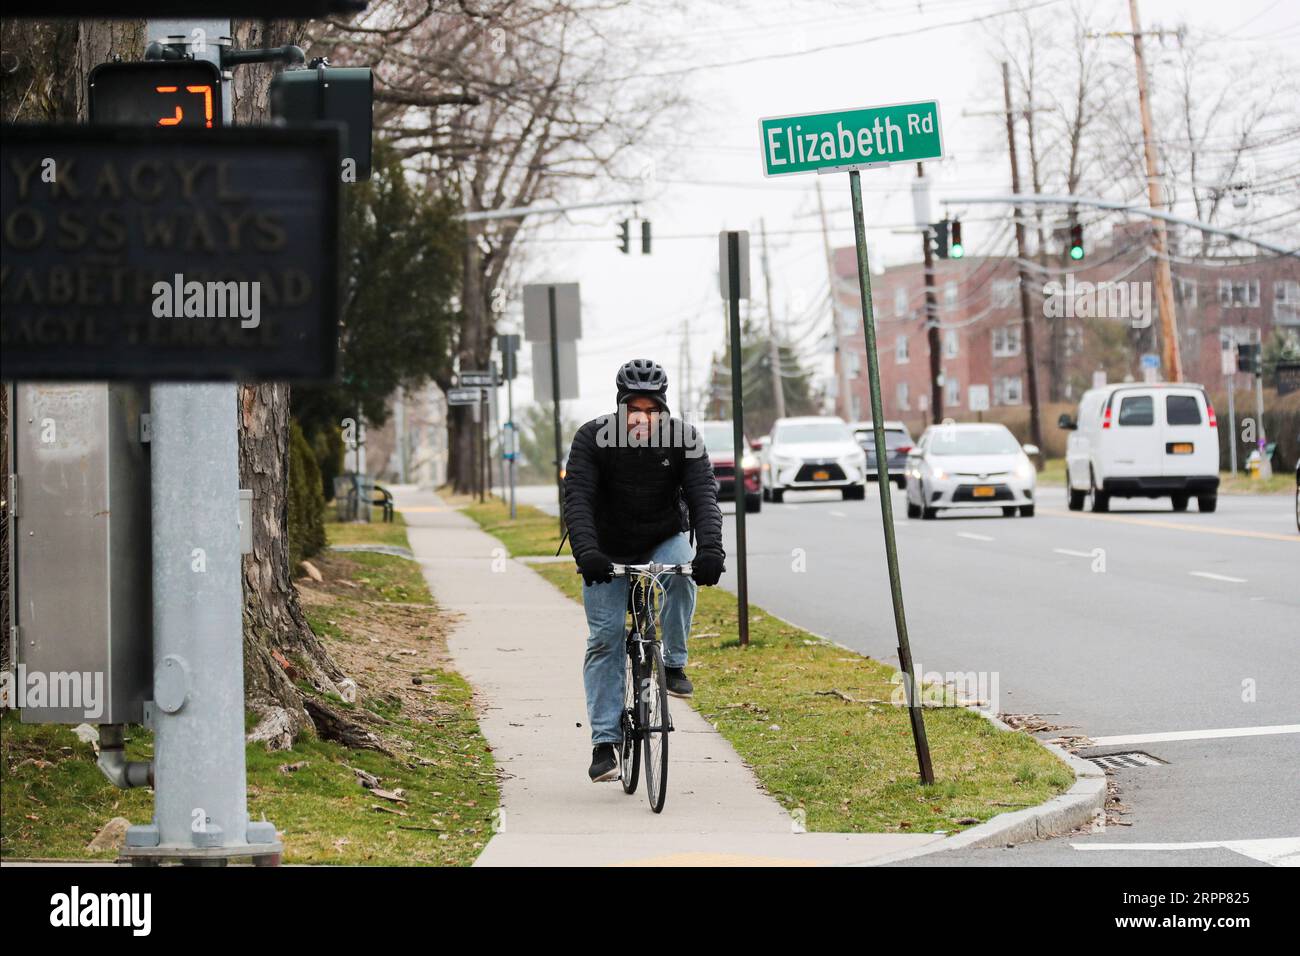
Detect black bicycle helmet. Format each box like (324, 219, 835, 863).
(615, 359, 670, 412)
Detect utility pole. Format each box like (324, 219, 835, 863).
(760, 218, 786, 420)
(919, 163, 943, 422)
(1001, 62, 1045, 465)
(1128, 0, 1183, 382)
(815, 179, 852, 419)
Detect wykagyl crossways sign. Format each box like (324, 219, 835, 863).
(759, 100, 943, 176)
(0, 125, 341, 382)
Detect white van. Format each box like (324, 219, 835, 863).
(1059, 383, 1220, 513)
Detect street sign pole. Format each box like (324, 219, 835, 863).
(724, 232, 751, 648)
(848, 170, 935, 785)
(548, 286, 566, 535)
(507, 366, 518, 520)
(1228, 375, 1237, 478)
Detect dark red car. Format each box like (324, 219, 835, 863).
(695, 420, 761, 513)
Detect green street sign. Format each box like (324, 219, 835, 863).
(759, 100, 943, 177)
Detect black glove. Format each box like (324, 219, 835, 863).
(691, 549, 725, 586)
(579, 550, 615, 586)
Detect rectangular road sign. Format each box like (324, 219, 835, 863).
(0, 125, 340, 382)
(532, 340, 579, 403)
(718, 231, 751, 300)
(967, 384, 990, 413)
(759, 100, 943, 177)
(459, 368, 498, 387)
(523, 283, 581, 342)
(447, 388, 482, 405)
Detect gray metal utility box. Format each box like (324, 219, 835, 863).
(6, 383, 152, 724)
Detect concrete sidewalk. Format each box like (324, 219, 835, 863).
(397, 489, 942, 867)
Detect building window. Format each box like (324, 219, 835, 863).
(943, 281, 958, 308)
(895, 334, 909, 364)
(1275, 280, 1299, 323)
(992, 278, 1018, 308)
(995, 376, 1023, 406)
(896, 381, 910, 410)
(992, 324, 1022, 357)
(847, 350, 861, 379)
(1175, 277, 1197, 307)
(851, 394, 862, 420)
(945, 377, 960, 407)
(894, 287, 908, 317)
(838, 302, 858, 334)
(944, 329, 959, 358)
(1218, 278, 1259, 308)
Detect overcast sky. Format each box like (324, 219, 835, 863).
(494, 0, 1299, 429)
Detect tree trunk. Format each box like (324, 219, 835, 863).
(230, 20, 359, 749)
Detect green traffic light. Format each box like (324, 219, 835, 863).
(1069, 245, 1084, 261)
(951, 243, 964, 259)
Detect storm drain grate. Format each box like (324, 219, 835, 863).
(1087, 751, 1166, 770)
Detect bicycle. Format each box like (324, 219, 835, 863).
(601, 561, 692, 814)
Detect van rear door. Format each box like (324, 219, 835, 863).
(1161, 388, 1218, 477)
(1106, 389, 1160, 477)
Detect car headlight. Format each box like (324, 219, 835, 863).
(1014, 457, 1034, 480)
(773, 454, 800, 468)
(929, 464, 947, 480)
(741, 453, 758, 470)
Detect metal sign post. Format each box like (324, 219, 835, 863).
(523, 284, 580, 534)
(132, 17, 281, 863)
(500, 335, 520, 519)
(720, 231, 751, 648)
(760, 101, 937, 784)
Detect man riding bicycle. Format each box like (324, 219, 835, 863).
(564, 359, 726, 783)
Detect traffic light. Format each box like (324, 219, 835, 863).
(89, 60, 224, 127)
(641, 220, 652, 254)
(950, 218, 964, 259)
(930, 219, 950, 259)
(270, 62, 374, 181)
(618, 219, 630, 254)
(1068, 220, 1085, 260)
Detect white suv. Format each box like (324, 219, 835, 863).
(1060, 383, 1220, 513)
(762, 416, 867, 503)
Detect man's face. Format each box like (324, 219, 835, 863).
(624, 396, 660, 441)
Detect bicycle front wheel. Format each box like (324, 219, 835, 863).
(642, 643, 671, 813)
(620, 648, 641, 794)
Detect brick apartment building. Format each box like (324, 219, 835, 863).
(832, 223, 1299, 426)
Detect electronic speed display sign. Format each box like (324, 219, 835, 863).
(89, 60, 224, 129)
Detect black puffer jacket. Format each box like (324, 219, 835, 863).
(564, 414, 724, 564)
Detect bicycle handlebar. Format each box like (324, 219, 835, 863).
(575, 561, 693, 576)
(612, 562, 692, 576)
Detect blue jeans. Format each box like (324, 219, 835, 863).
(582, 533, 696, 745)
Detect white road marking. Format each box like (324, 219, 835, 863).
(956, 532, 995, 542)
(1189, 571, 1247, 583)
(1072, 837, 1300, 867)
(1089, 724, 1300, 746)
(1053, 548, 1094, 558)
(829, 510, 847, 518)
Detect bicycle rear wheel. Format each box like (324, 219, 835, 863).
(620, 648, 641, 794)
(642, 642, 671, 813)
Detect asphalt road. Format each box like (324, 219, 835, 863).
(512, 478, 1298, 866)
(713, 483, 1298, 867)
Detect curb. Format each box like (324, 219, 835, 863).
(856, 711, 1106, 866)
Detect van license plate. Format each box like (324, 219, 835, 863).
(973, 485, 995, 498)
(812, 469, 830, 481)
(1169, 443, 1193, 455)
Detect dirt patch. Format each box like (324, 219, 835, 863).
(294, 551, 464, 743)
